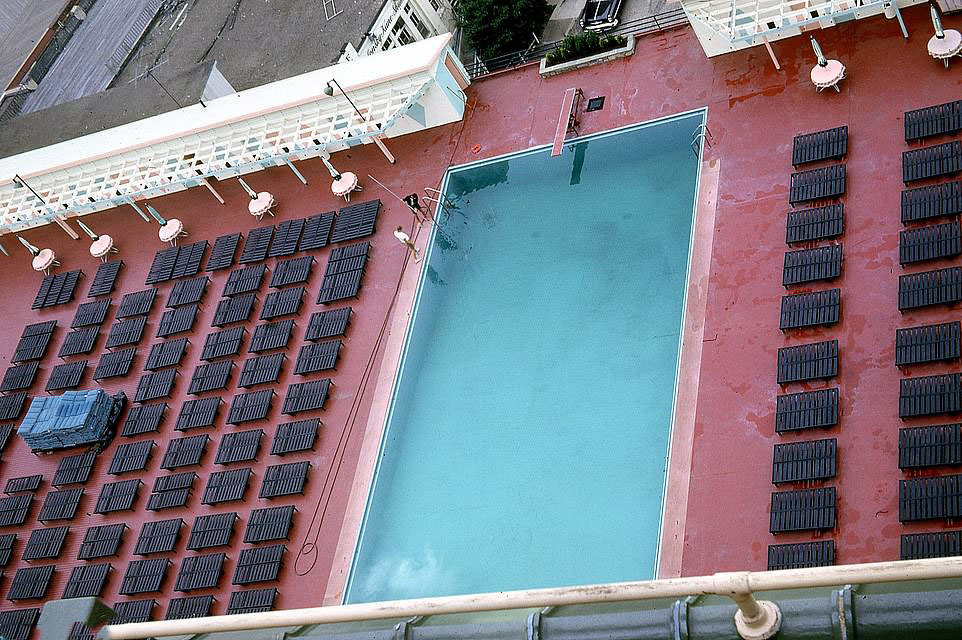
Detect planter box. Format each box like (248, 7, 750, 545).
(539, 35, 635, 78)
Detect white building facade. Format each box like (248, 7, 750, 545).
(341, 0, 456, 61)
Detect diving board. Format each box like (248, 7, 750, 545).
(552, 87, 583, 157)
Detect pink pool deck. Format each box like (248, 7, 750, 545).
(0, 3, 958, 623)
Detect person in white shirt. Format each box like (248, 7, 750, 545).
(394, 226, 421, 262)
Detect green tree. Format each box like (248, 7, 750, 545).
(455, 0, 553, 60)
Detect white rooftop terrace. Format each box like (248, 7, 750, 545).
(0, 33, 470, 235)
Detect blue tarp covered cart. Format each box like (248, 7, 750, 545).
(18, 390, 126, 452)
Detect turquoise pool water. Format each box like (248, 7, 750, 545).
(346, 112, 704, 603)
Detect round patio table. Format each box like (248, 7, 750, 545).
(90, 235, 116, 261)
(248, 192, 276, 219)
(32, 248, 58, 274)
(810, 60, 846, 92)
(332, 172, 361, 201)
(159, 218, 186, 245)
(928, 30, 962, 67)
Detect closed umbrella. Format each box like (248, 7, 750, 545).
(320, 151, 342, 180)
(17, 236, 39, 256)
(811, 37, 828, 66)
(932, 4, 945, 38)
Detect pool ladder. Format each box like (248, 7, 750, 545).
(690, 124, 713, 158)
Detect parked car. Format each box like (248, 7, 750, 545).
(580, 0, 623, 31)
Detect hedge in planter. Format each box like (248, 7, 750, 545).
(455, 0, 553, 60)
(544, 32, 627, 67)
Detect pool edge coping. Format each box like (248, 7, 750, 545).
(326, 109, 710, 604)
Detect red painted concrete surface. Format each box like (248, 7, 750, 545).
(0, 3, 959, 629)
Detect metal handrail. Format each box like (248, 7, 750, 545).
(463, 8, 689, 78)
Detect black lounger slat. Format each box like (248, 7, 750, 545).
(175, 397, 221, 431)
(109, 441, 154, 475)
(14, 321, 57, 362)
(94, 479, 140, 514)
(186, 513, 237, 550)
(72, 299, 111, 328)
(212, 293, 256, 326)
(0, 361, 38, 392)
(775, 388, 839, 433)
(772, 438, 837, 484)
(899, 474, 962, 521)
(146, 472, 195, 511)
(0, 608, 40, 640)
(896, 321, 961, 366)
(901, 530, 962, 559)
(239, 354, 284, 387)
(121, 403, 166, 437)
(779, 288, 841, 331)
(232, 544, 284, 585)
(117, 289, 157, 318)
(239, 226, 274, 264)
(227, 587, 277, 614)
(260, 287, 303, 319)
(0, 533, 15, 566)
(792, 126, 848, 166)
(45, 360, 87, 391)
(201, 327, 245, 360)
(269, 218, 305, 257)
(188, 360, 233, 394)
(146, 247, 178, 284)
(770, 487, 836, 533)
(88, 261, 122, 297)
(899, 373, 962, 418)
(330, 199, 381, 243)
(105, 316, 146, 348)
(37, 488, 82, 521)
(202, 468, 251, 504)
(905, 100, 962, 142)
(63, 563, 111, 598)
(902, 181, 962, 224)
(22, 525, 69, 560)
(259, 461, 309, 498)
(778, 340, 838, 384)
(305, 308, 351, 341)
(789, 165, 846, 205)
(899, 423, 962, 469)
(171, 241, 208, 280)
(903, 141, 962, 183)
(120, 557, 169, 594)
(900, 220, 962, 265)
(4, 475, 41, 494)
(59, 327, 99, 358)
(53, 452, 97, 486)
(283, 379, 331, 415)
(162, 435, 209, 469)
(8, 565, 55, 600)
(33, 270, 81, 309)
(167, 277, 208, 307)
(0, 494, 31, 526)
(166, 595, 214, 620)
(134, 519, 182, 555)
(215, 429, 263, 464)
(101, 352, 140, 385)
(270, 256, 314, 288)
(111, 600, 155, 625)
(294, 340, 342, 374)
(227, 390, 273, 424)
(0, 393, 27, 421)
(134, 368, 176, 403)
(223, 264, 266, 297)
(271, 419, 319, 455)
(145, 338, 189, 370)
(782, 245, 842, 286)
(78, 523, 125, 560)
(206, 233, 242, 271)
(249, 319, 294, 353)
(299, 212, 335, 251)
(244, 505, 296, 543)
(767, 540, 835, 570)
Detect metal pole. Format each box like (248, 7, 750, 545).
(284, 159, 308, 185)
(198, 177, 225, 204)
(332, 78, 366, 122)
(100, 557, 962, 640)
(124, 196, 151, 222)
(53, 216, 79, 239)
(762, 37, 780, 70)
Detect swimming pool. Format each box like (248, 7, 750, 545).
(346, 112, 705, 603)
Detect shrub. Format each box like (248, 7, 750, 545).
(544, 32, 627, 67)
(455, 0, 553, 60)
